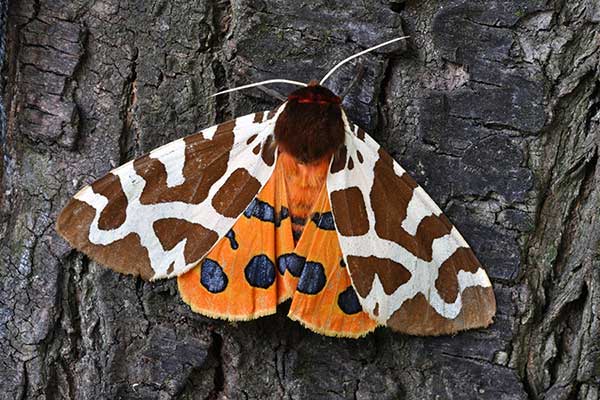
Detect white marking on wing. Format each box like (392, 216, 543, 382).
(393, 162, 406, 177)
(458, 267, 491, 289)
(202, 125, 218, 140)
(75, 188, 108, 212)
(150, 138, 186, 188)
(401, 187, 436, 235)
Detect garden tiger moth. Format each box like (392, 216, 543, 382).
(56, 37, 496, 337)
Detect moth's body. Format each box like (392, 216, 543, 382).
(278, 152, 329, 242)
(275, 82, 344, 241)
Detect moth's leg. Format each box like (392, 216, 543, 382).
(257, 85, 287, 102)
(340, 61, 365, 101)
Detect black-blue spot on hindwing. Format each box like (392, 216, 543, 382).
(200, 259, 228, 293)
(340, 258, 346, 268)
(277, 207, 290, 226)
(297, 262, 326, 294)
(338, 286, 362, 315)
(245, 255, 276, 288)
(243, 198, 289, 227)
(277, 253, 306, 276)
(225, 229, 239, 250)
(244, 198, 274, 221)
(311, 212, 335, 230)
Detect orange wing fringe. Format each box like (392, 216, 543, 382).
(178, 153, 378, 337)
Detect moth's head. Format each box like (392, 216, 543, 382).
(286, 80, 341, 106)
(211, 36, 409, 163)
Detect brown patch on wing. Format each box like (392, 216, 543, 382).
(212, 168, 262, 218)
(135, 120, 235, 205)
(153, 218, 218, 264)
(247, 134, 258, 144)
(356, 128, 366, 141)
(347, 255, 411, 298)
(90, 173, 128, 230)
(387, 286, 496, 336)
(56, 199, 155, 280)
(330, 145, 347, 173)
(356, 150, 363, 164)
(370, 148, 451, 261)
(435, 247, 482, 303)
(261, 135, 276, 166)
(330, 187, 369, 236)
(252, 143, 261, 155)
(253, 111, 264, 123)
(347, 156, 354, 170)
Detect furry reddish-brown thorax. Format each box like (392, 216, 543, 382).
(274, 82, 345, 164)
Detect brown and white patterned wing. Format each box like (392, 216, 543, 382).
(57, 108, 282, 281)
(327, 116, 496, 336)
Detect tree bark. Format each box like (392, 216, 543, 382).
(1, 0, 598, 399)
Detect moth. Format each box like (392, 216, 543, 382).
(57, 38, 496, 337)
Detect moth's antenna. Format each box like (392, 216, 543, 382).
(211, 79, 307, 97)
(319, 36, 410, 85)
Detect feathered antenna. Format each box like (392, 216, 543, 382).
(210, 36, 409, 97)
(319, 36, 409, 85)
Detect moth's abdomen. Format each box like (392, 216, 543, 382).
(278, 151, 330, 243)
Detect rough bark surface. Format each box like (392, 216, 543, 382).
(1, 0, 599, 399)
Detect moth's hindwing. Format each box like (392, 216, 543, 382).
(327, 120, 496, 336)
(287, 181, 378, 338)
(56, 109, 282, 280)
